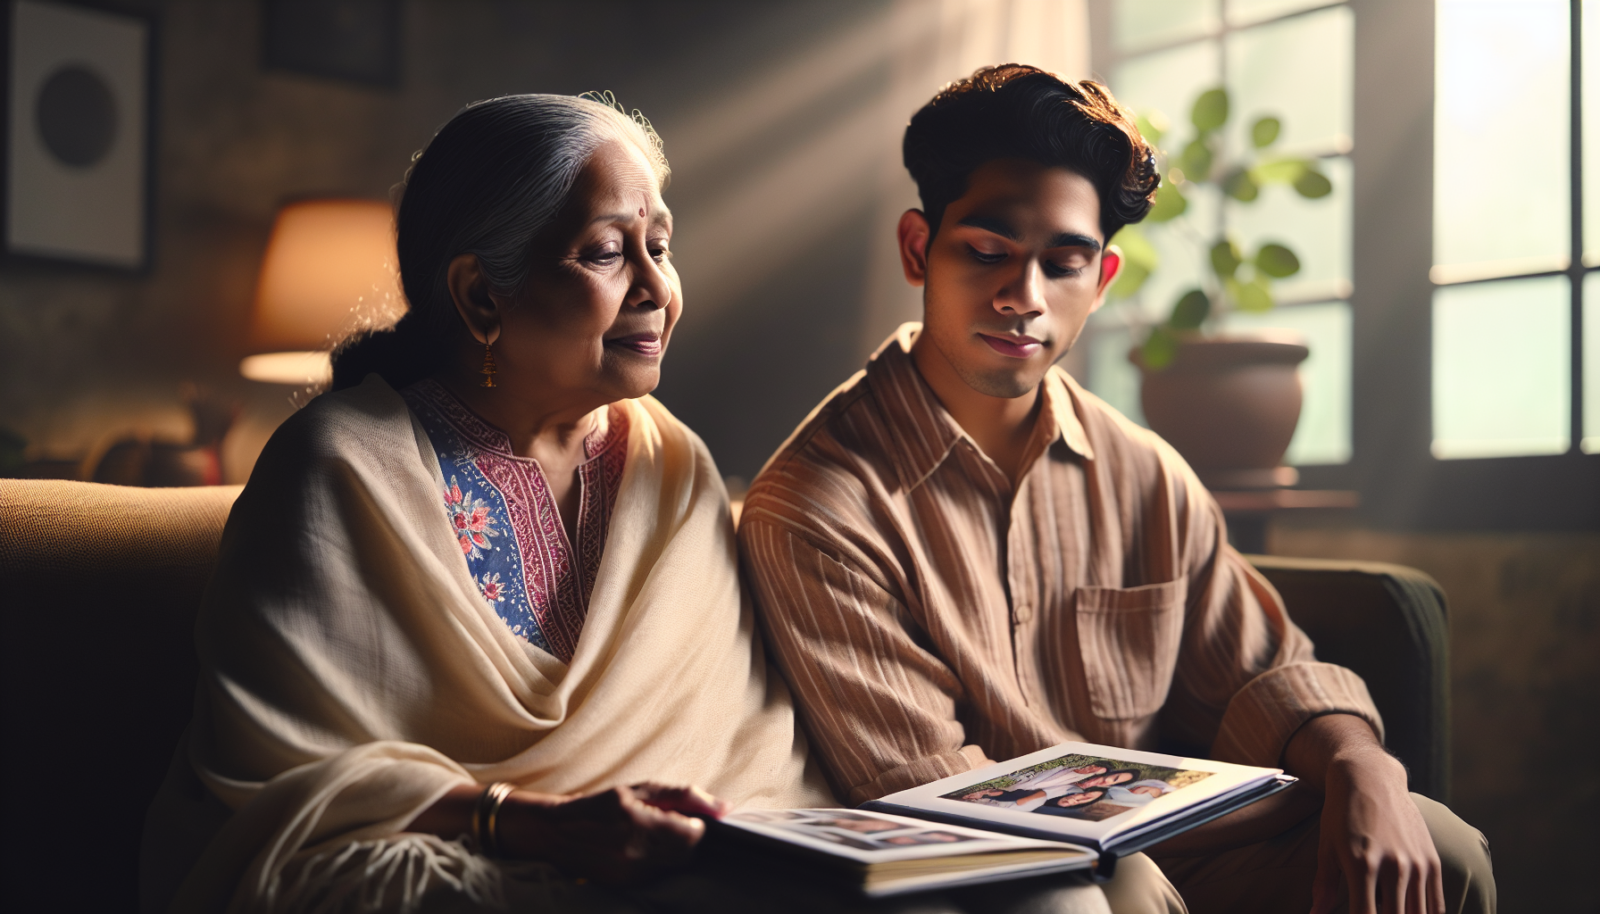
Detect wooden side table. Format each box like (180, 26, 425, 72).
(1212, 489, 1359, 553)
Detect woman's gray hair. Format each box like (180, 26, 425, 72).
(331, 92, 669, 391)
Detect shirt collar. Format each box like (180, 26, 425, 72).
(1041, 364, 1096, 463)
(865, 323, 1095, 492)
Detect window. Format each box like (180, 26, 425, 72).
(1430, 0, 1594, 459)
(1087, 0, 1598, 530)
(1085, 0, 1354, 467)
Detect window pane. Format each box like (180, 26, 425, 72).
(1226, 5, 1352, 154)
(1435, 0, 1570, 271)
(1113, 41, 1221, 145)
(1084, 319, 1147, 426)
(1585, 0, 1599, 266)
(1115, 0, 1218, 53)
(1113, 44, 1222, 325)
(1227, 0, 1339, 28)
(1131, 185, 1222, 324)
(1432, 276, 1571, 459)
(1227, 155, 1351, 302)
(1223, 301, 1352, 465)
(1585, 272, 1600, 452)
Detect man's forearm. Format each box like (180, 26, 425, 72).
(1149, 713, 1393, 857)
(1282, 712, 1406, 792)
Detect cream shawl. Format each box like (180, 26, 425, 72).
(155, 376, 831, 913)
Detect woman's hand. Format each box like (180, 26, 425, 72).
(509, 782, 724, 883)
(407, 781, 727, 884)
(406, 784, 713, 883)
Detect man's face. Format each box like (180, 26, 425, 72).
(903, 158, 1118, 399)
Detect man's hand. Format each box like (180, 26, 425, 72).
(1290, 715, 1444, 914)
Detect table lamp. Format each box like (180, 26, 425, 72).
(239, 199, 403, 385)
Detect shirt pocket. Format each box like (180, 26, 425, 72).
(1074, 577, 1188, 721)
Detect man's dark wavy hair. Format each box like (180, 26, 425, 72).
(902, 64, 1159, 243)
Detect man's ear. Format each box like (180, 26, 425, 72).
(1090, 246, 1123, 315)
(897, 209, 932, 287)
(446, 253, 501, 345)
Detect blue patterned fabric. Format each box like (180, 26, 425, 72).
(400, 380, 628, 661)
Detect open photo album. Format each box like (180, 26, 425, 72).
(714, 808, 1095, 897)
(715, 740, 1295, 896)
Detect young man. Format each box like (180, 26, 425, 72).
(739, 65, 1492, 914)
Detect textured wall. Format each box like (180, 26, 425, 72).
(0, 0, 899, 481)
(1270, 523, 1600, 914)
(1, 0, 1093, 484)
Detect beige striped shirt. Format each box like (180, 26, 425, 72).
(739, 325, 1380, 805)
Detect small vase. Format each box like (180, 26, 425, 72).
(1130, 334, 1309, 490)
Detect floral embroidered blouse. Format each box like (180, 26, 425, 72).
(402, 379, 628, 662)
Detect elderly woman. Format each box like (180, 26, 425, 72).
(142, 93, 1111, 914)
(140, 92, 841, 913)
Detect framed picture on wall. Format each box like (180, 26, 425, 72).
(3, 0, 154, 270)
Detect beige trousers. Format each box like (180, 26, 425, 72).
(1096, 794, 1495, 914)
(493, 795, 1490, 914)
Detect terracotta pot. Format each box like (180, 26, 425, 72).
(1130, 335, 1309, 490)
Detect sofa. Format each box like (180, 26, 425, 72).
(0, 479, 1450, 913)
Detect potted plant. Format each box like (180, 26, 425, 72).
(1108, 87, 1334, 489)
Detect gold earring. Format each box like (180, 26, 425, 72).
(479, 341, 497, 388)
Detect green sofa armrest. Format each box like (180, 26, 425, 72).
(1248, 554, 1451, 803)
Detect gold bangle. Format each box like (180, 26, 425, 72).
(474, 782, 516, 857)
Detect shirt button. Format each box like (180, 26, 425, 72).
(1014, 603, 1033, 624)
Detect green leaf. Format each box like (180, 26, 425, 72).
(1179, 139, 1213, 182)
(1109, 225, 1158, 270)
(1292, 167, 1333, 198)
(1209, 239, 1242, 279)
(1254, 157, 1310, 184)
(1108, 262, 1150, 300)
(1169, 288, 1211, 329)
(1254, 242, 1301, 278)
(1191, 88, 1229, 133)
(1251, 116, 1281, 148)
(1223, 168, 1259, 202)
(1106, 227, 1157, 299)
(1135, 110, 1169, 145)
(1141, 326, 1180, 370)
(1147, 180, 1188, 222)
(1232, 276, 1275, 312)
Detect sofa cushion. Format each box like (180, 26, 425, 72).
(0, 480, 240, 914)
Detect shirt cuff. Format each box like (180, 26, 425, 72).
(1209, 662, 1384, 768)
(847, 744, 989, 806)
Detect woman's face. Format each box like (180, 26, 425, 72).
(1054, 790, 1104, 807)
(492, 138, 679, 407)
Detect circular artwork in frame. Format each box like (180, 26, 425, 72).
(5, 0, 152, 269)
(35, 63, 120, 168)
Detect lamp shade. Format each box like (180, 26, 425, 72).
(240, 199, 403, 384)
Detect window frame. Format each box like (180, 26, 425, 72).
(1088, 0, 1599, 532)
